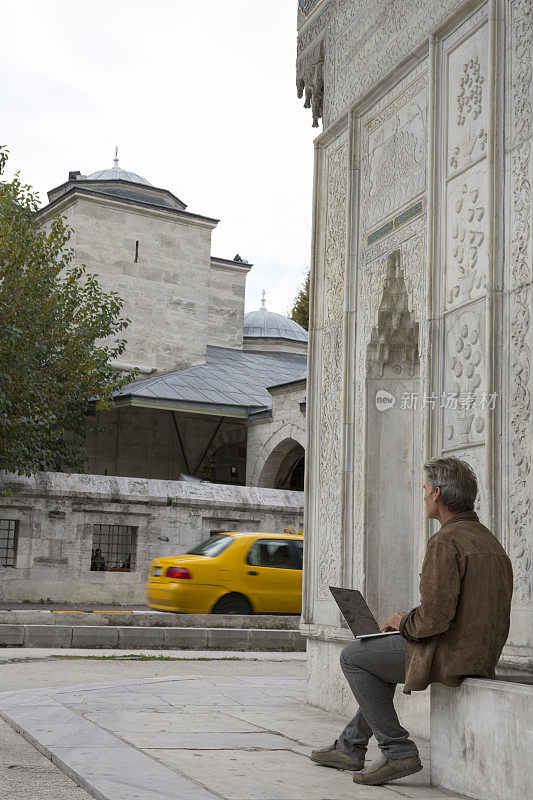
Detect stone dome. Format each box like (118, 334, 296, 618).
(87, 151, 152, 186)
(244, 297, 308, 343)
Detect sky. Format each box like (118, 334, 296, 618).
(1, 0, 317, 314)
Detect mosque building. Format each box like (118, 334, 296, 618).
(0, 154, 307, 604)
(34, 152, 308, 491)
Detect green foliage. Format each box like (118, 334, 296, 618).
(289, 270, 310, 331)
(0, 146, 135, 475)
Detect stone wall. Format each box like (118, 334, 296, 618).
(207, 258, 250, 349)
(0, 473, 303, 605)
(36, 193, 217, 374)
(247, 381, 306, 486)
(298, 0, 533, 717)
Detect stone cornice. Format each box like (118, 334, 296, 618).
(210, 256, 252, 274)
(35, 186, 219, 230)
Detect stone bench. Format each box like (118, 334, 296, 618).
(430, 677, 533, 800)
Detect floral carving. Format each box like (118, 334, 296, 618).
(447, 171, 487, 307)
(457, 56, 484, 127)
(444, 315, 485, 447)
(355, 257, 389, 382)
(444, 17, 489, 176)
(361, 71, 427, 231)
(317, 321, 344, 598)
(400, 232, 426, 340)
(509, 0, 532, 605)
(330, 0, 464, 123)
(324, 140, 348, 320)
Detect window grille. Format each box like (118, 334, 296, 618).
(91, 524, 137, 572)
(0, 519, 18, 567)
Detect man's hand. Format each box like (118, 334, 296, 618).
(380, 611, 408, 632)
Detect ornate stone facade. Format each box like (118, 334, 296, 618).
(298, 0, 533, 732)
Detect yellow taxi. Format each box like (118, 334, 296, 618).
(145, 532, 303, 614)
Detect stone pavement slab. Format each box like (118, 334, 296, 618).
(0, 717, 93, 800)
(0, 673, 471, 800)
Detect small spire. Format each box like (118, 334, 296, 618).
(113, 145, 119, 169)
(261, 289, 266, 308)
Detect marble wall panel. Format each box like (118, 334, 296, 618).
(360, 65, 428, 236)
(442, 301, 488, 451)
(307, 133, 348, 610)
(447, 20, 489, 177)
(445, 165, 488, 308)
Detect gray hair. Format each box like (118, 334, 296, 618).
(424, 456, 478, 513)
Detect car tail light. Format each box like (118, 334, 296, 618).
(166, 566, 192, 579)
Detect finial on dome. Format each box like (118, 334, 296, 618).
(113, 145, 119, 169)
(261, 289, 266, 308)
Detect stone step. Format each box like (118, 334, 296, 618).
(0, 623, 305, 651)
(0, 610, 299, 628)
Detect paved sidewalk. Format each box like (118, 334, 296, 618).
(0, 670, 469, 800)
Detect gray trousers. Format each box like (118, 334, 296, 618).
(336, 634, 419, 761)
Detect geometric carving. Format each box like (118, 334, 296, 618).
(367, 199, 424, 246)
(446, 166, 487, 308)
(358, 233, 426, 383)
(298, 0, 325, 20)
(366, 257, 419, 377)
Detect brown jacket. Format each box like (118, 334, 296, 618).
(399, 510, 513, 693)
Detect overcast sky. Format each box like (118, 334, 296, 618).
(1, 0, 317, 314)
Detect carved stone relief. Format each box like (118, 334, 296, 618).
(296, 38, 324, 128)
(451, 445, 489, 523)
(361, 71, 427, 232)
(365, 213, 425, 266)
(316, 321, 344, 598)
(442, 305, 487, 450)
(446, 165, 488, 308)
(352, 377, 366, 590)
(324, 140, 348, 321)
(508, 0, 532, 605)
(400, 232, 427, 344)
(329, 0, 466, 124)
(447, 22, 489, 176)
(355, 257, 390, 383)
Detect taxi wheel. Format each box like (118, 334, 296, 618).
(212, 593, 253, 615)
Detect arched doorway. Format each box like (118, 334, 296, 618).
(257, 439, 305, 490)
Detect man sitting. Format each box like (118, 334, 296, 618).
(311, 456, 513, 786)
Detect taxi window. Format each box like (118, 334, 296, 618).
(247, 539, 295, 569)
(293, 539, 303, 569)
(186, 534, 233, 557)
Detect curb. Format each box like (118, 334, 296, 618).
(0, 624, 306, 651)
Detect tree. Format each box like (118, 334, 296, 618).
(289, 270, 310, 330)
(0, 146, 134, 475)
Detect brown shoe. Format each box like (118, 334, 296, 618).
(353, 754, 422, 785)
(310, 740, 364, 771)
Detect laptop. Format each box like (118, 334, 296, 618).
(329, 586, 401, 640)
